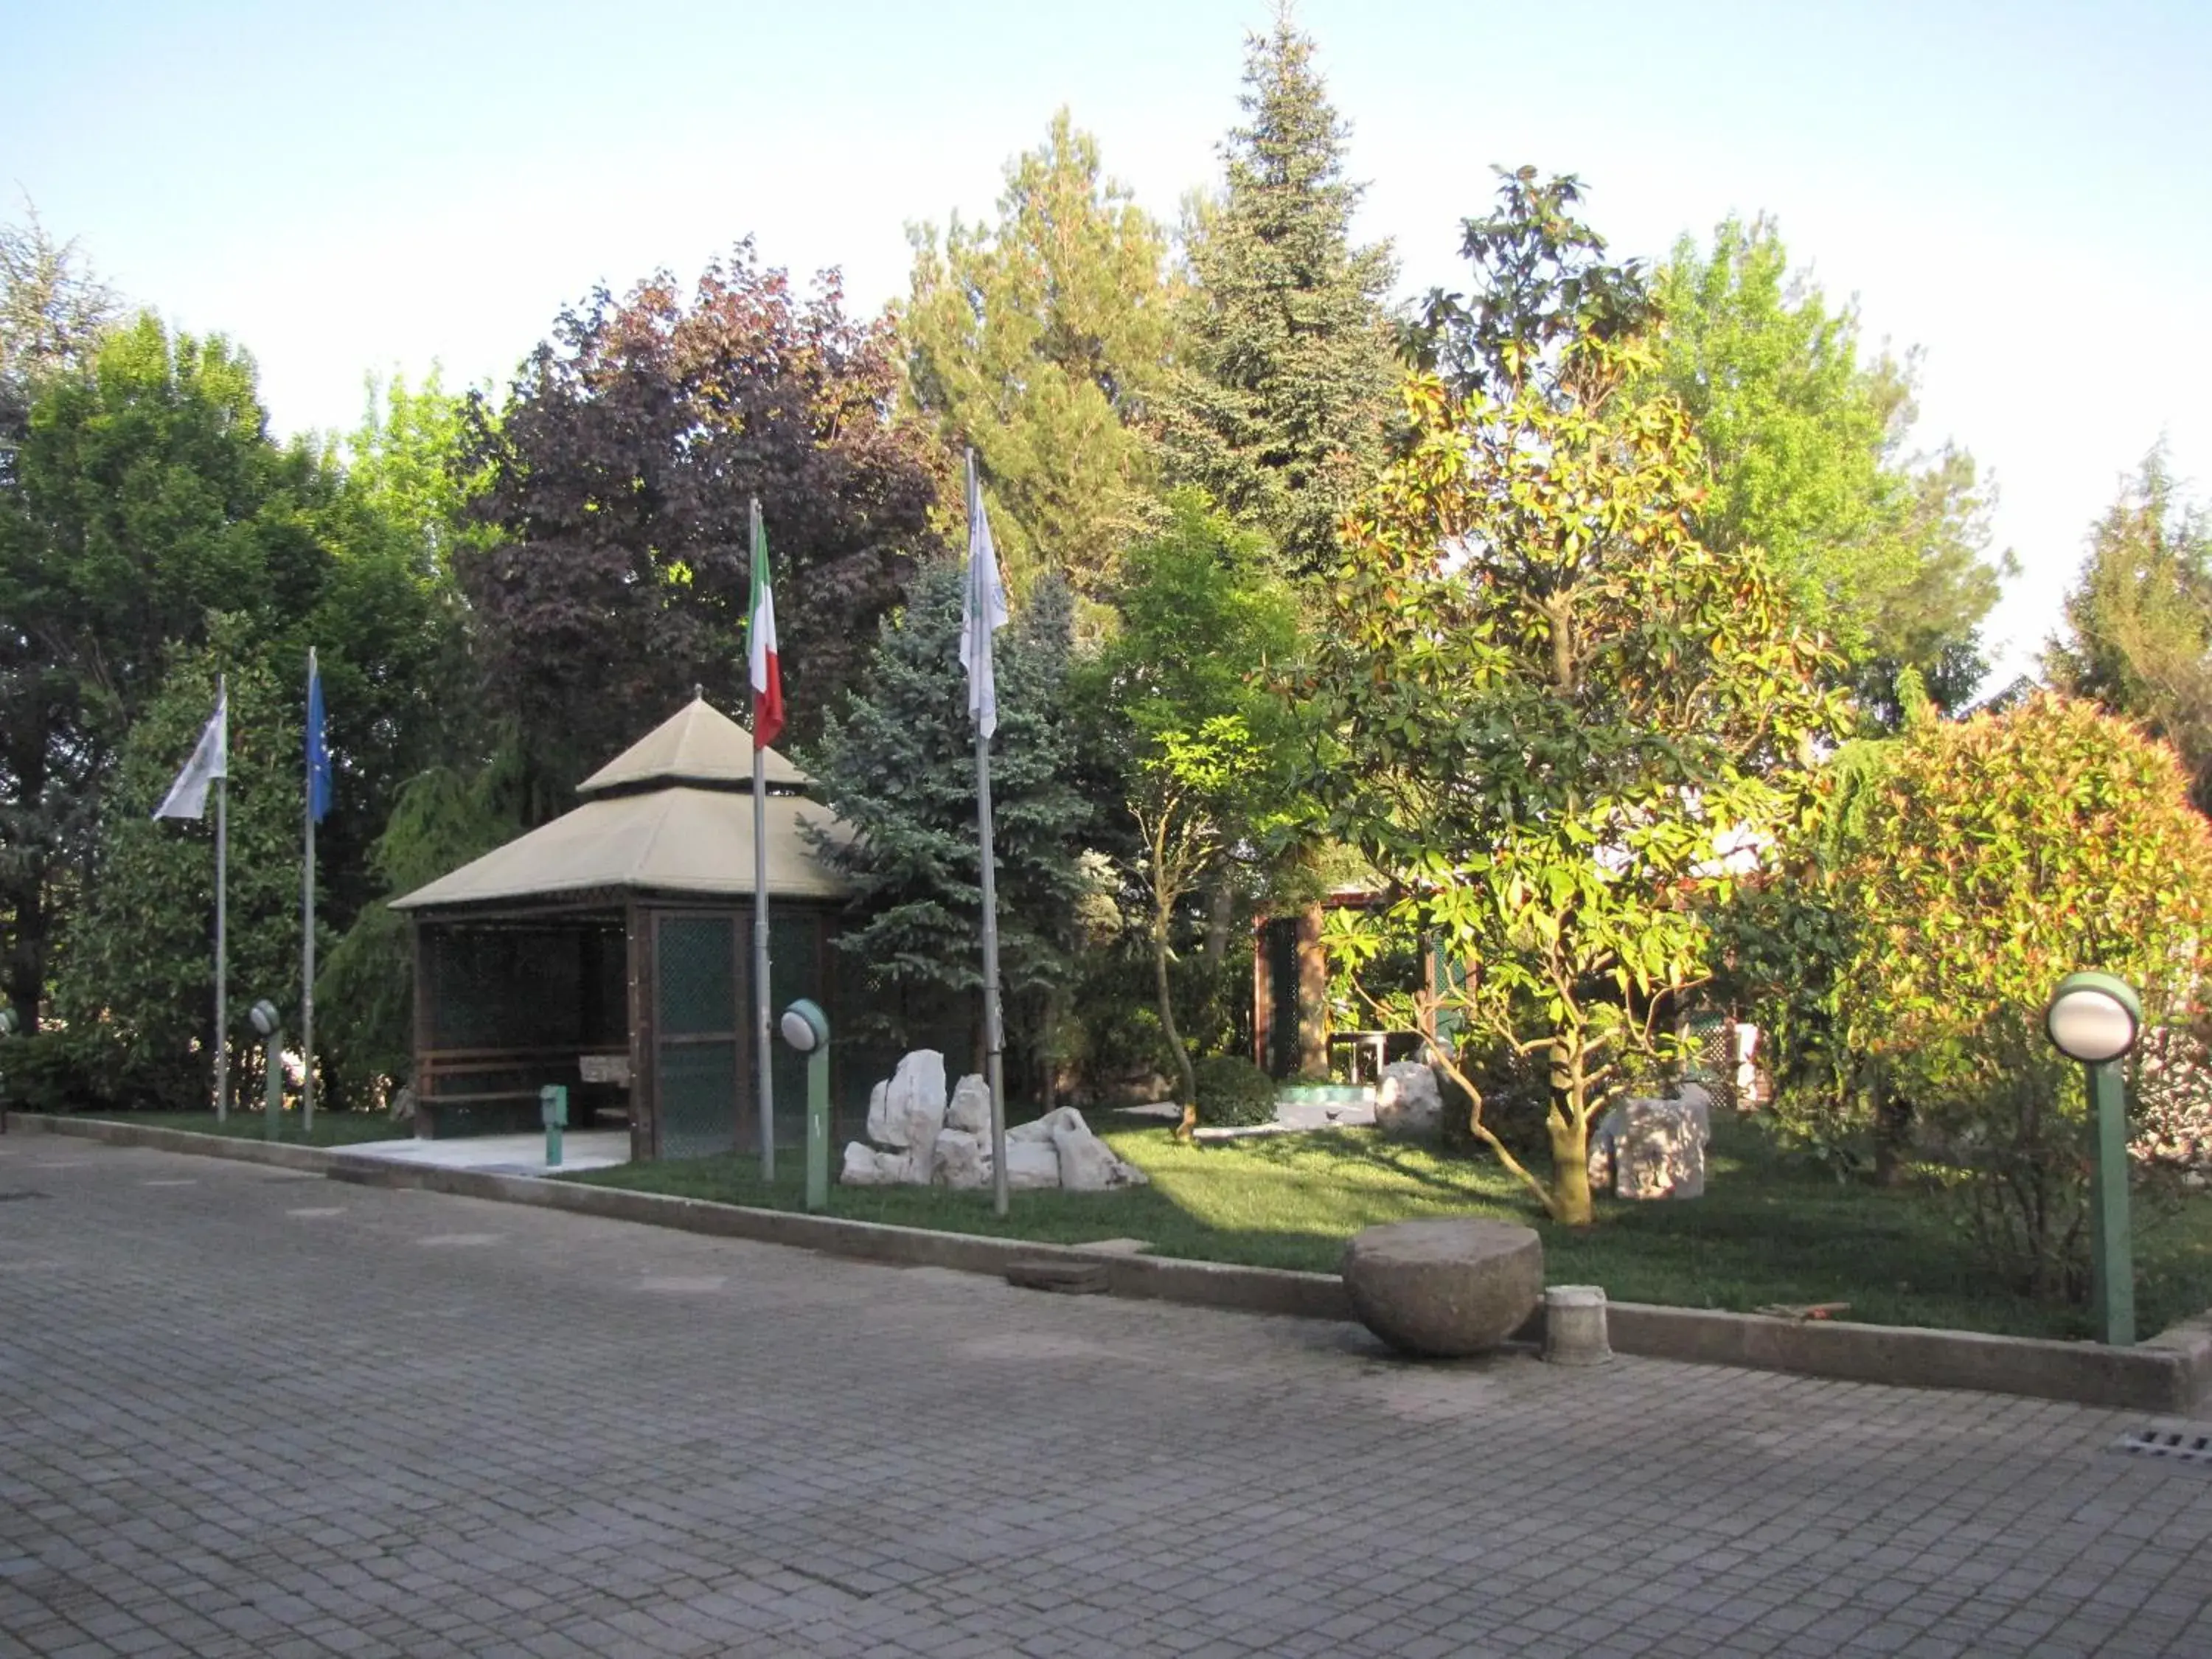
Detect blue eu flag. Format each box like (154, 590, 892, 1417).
(306, 650, 333, 824)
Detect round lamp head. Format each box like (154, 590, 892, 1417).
(0, 1007, 18, 1037)
(2045, 972, 2142, 1065)
(779, 998, 830, 1054)
(248, 998, 282, 1038)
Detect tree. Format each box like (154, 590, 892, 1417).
(54, 631, 303, 1106)
(1, 205, 120, 478)
(1834, 694, 2212, 1296)
(803, 563, 1094, 1098)
(2045, 451, 2212, 815)
(457, 243, 946, 816)
(904, 111, 1178, 611)
(0, 316, 338, 1034)
(1156, 13, 1397, 581)
(1305, 175, 1843, 1225)
(1088, 494, 1301, 1133)
(1646, 216, 2006, 709)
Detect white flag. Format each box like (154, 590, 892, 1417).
(153, 686, 228, 821)
(959, 465, 1009, 737)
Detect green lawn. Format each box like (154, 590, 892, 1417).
(570, 1113, 2212, 1342)
(69, 1109, 408, 1148)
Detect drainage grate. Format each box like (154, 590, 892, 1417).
(0, 1190, 46, 1203)
(2116, 1426, 2212, 1464)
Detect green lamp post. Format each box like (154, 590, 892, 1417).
(779, 998, 831, 1212)
(1, 1006, 19, 1124)
(2045, 971, 2143, 1347)
(248, 998, 284, 1141)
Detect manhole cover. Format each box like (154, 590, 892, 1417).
(0, 1191, 46, 1203)
(2115, 1426, 2212, 1465)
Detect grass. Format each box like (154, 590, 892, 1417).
(66, 1107, 408, 1149)
(569, 1112, 2212, 1341)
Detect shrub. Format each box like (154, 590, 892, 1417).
(1193, 1053, 1278, 1127)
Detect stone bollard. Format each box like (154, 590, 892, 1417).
(1544, 1284, 1612, 1366)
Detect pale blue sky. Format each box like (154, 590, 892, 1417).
(9, 0, 2209, 684)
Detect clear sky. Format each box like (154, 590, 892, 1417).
(9, 0, 2209, 686)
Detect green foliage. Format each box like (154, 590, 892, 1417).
(2045, 450, 2212, 815)
(1157, 15, 1397, 581)
(1087, 494, 1304, 1116)
(1307, 174, 1846, 1223)
(53, 632, 300, 1107)
(904, 111, 1177, 613)
(1, 205, 120, 469)
(804, 563, 1094, 1093)
(1647, 216, 2006, 705)
(1192, 1051, 1276, 1127)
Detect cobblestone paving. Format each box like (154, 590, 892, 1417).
(4, 1135, 2211, 1658)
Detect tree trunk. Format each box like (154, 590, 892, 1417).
(1155, 908, 1199, 1141)
(1202, 880, 1234, 973)
(1295, 902, 1329, 1080)
(1546, 1111, 1595, 1225)
(1872, 1087, 1915, 1187)
(4, 727, 49, 1034)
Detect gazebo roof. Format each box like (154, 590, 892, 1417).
(392, 697, 851, 913)
(577, 694, 810, 796)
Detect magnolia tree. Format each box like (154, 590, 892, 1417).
(1307, 172, 1844, 1225)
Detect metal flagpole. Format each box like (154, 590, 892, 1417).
(967, 451, 1010, 1218)
(752, 499, 776, 1183)
(302, 648, 317, 1134)
(214, 675, 229, 1124)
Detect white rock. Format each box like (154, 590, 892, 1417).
(1010, 1105, 1086, 1144)
(1006, 1138, 1064, 1189)
(864, 1079, 891, 1145)
(931, 1129, 990, 1189)
(1051, 1117, 1124, 1192)
(947, 1073, 991, 1135)
(881, 1051, 948, 1186)
(841, 1142, 908, 1186)
(1374, 1061, 1443, 1137)
(1613, 1096, 1709, 1200)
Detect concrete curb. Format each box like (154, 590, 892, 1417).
(4, 1110, 341, 1173)
(11, 1113, 2205, 1412)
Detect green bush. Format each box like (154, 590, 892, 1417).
(0, 1028, 191, 1114)
(1193, 1053, 1278, 1127)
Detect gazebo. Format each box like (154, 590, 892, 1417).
(392, 696, 860, 1161)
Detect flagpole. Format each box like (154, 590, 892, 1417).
(214, 675, 229, 1124)
(302, 647, 316, 1135)
(968, 451, 1010, 1218)
(751, 498, 776, 1183)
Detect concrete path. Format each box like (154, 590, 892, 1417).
(3, 1137, 2211, 1658)
(336, 1129, 632, 1176)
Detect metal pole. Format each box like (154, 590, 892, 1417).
(752, 499, 776, 1183)
(968, 451, 1009, 1218)
(302, 648, 316, 1135)
(214, 680, 228, 1124)
(2088, 1057, 2135, 1346)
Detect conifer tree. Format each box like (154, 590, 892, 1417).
(1158, 14, 1398, 581)
(802, 565, 1093, 1093)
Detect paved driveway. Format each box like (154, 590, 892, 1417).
(3, 1135, 2211, 1658)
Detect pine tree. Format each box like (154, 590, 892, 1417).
(904, 111, 1178, 612)
(1158, 15, 1398, 580)
(802, 565, 1093, 1093)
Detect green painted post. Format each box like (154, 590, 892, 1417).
(779, 999, 832, 1212)
(2089, 1057, 2135, 1347)
(263, 1032, 282, 1140)
(2046, 970, 2142, 1349)
(540, 1084, 567, 1169)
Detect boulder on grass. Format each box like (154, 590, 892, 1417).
(1005, 1138, 1063, 1189)
(1341, 1218, 1543, 1357)
(1374, 1061, 1442, 1138)
(841, 1143, 910, 1186)
(931, 1129, 990, 1189)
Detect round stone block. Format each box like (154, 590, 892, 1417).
(1543, 1283, 1613, 1366)
(1341, 1218, 1543, 1357)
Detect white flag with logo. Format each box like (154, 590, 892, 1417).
(959, 466, 1009, 737)
(153, 686, 228, 820)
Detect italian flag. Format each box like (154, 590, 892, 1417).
(748, 501, 784, 750)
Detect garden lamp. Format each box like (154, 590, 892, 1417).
(779, 998, 831, 1212)
(248, 998, 284, 1141)
(2045, 971, 2142, 1346)
(0, 1006, 18, 1126)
